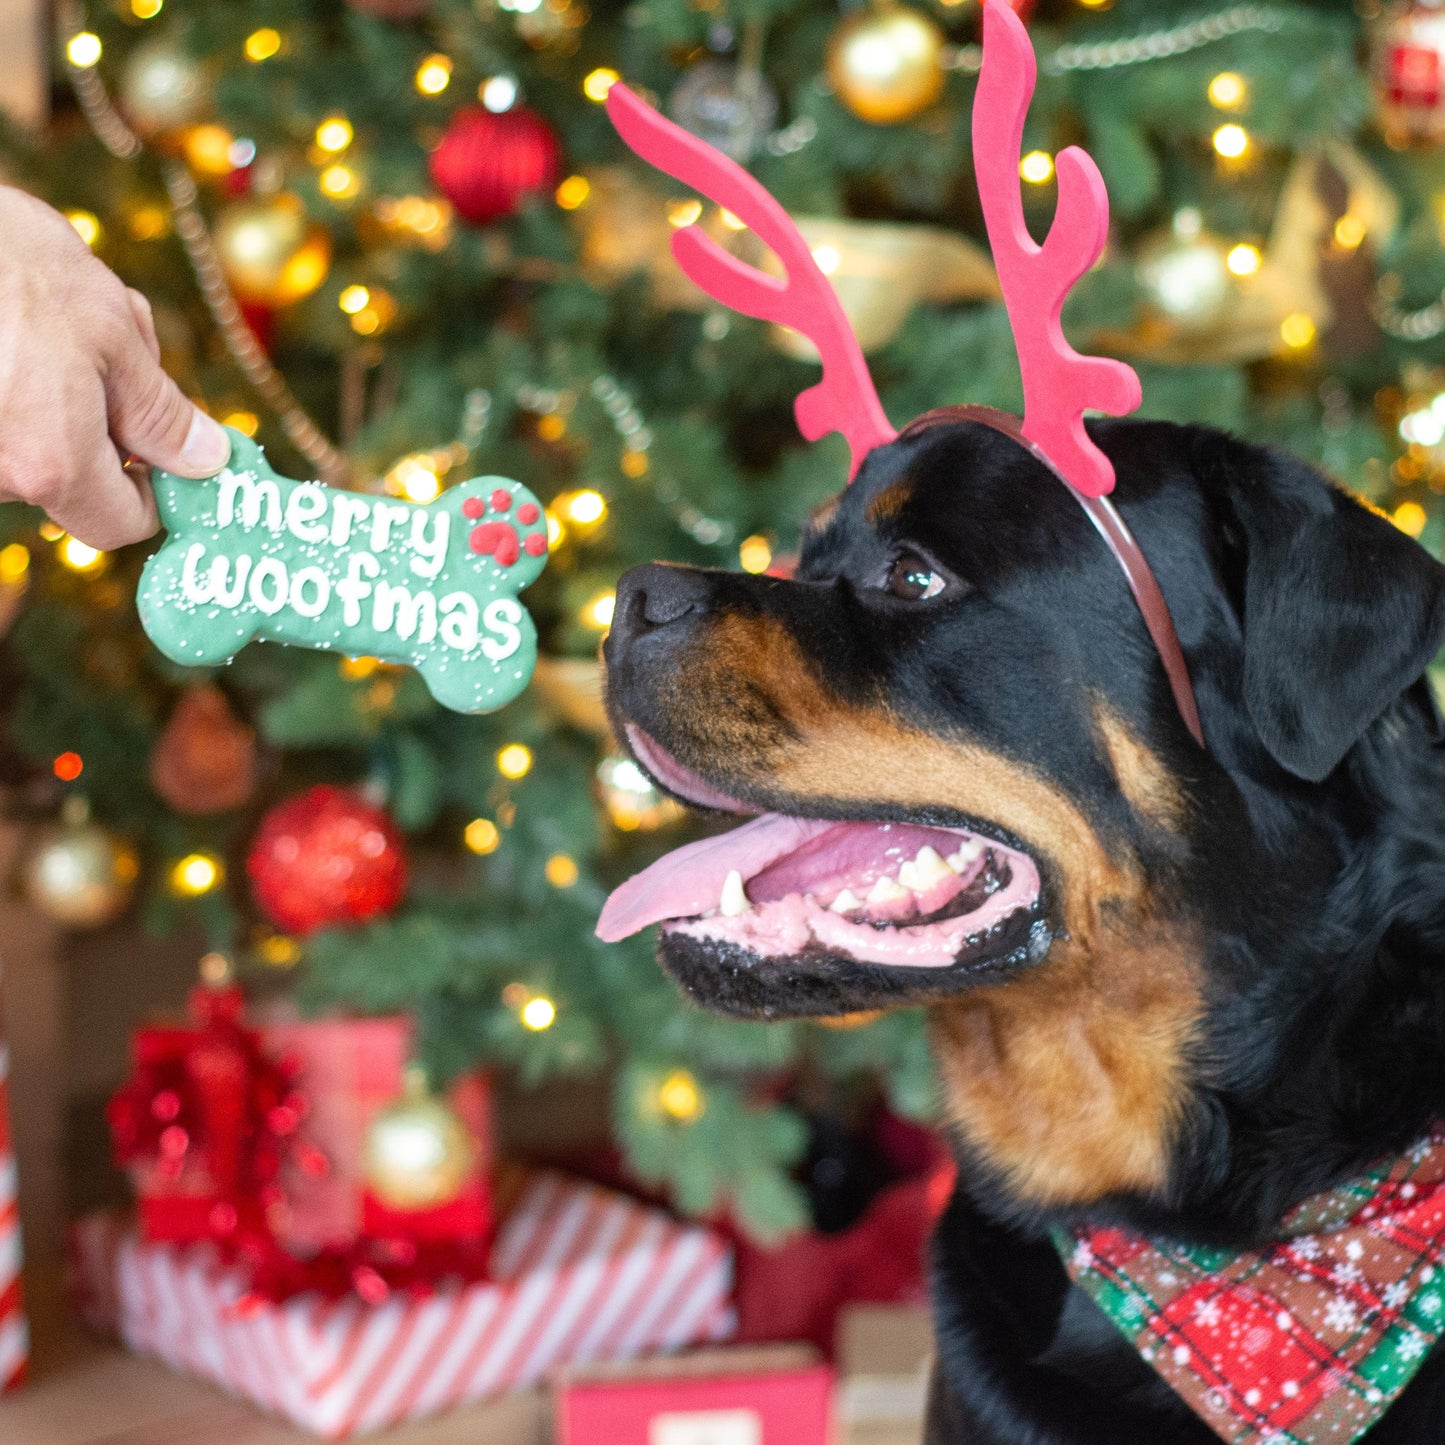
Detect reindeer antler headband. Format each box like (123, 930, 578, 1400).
(605, 0, 1205, 749)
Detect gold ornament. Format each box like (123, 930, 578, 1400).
(119, 35, 213, 143)
(21, 797, 139, 928)
(1135, 209, 1234, 333)
(362, 1068, 477, 1210)
(213, 195, 333, 308)
(827, 5, 946, 126)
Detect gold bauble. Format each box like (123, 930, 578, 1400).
(362, 1070, 477, 1210)
(1135, 210, 1234, 332)
(826, 5, 946, 126)
(21, 798, 138, 928)
(120, 35, 213, 143)
(213, 195, 333, 307)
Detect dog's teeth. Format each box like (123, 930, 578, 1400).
(720, 870, 750, 916)
(949, 838, 984, 870)
(829, 889, 863, 914)
(897, 860, 922, 891)
(867, 875, 910, 904)
(911, 845, 954, 889)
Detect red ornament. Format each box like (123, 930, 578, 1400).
(1374, 0, 1445, 144)
(428, 105, 561, 226)
(247, 786, 408, 934)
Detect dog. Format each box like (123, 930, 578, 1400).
(598, 413, 1445, 1442)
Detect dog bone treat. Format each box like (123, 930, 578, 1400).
(138, 430, 548, 713)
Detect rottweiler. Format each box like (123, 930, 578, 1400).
(597, 414, 1445, 1442)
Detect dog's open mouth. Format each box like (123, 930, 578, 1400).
(596, 727, 1043, 971)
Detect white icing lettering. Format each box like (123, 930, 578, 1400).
(369, 503, 411, 553)
(373, 580, 437, 643)
(208, 553, 252, 607)
(336, 551, 379, 626)
(180, 543, 213, 604)
(217, 470, 283, 532)
(438, 591, 479, 650)
(409, 508, 450, 580)
(285, 483, 329, 543)
(329, 493, 371, 547)
(481, 597, 523, 661)
(249, 556, 289, 616)
(289, 566, 331, 618)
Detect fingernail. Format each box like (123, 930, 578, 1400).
(181, 411, 232, 474)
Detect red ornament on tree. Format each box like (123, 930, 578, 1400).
(247, 786, 408, 934)
(428, 105, 561, 226)
(1374, 0, 1445, 145)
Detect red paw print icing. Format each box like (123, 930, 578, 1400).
(464, 490, 547, 567)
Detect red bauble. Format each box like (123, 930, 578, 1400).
(428, 106, 561, 226)
(247, 786, 408, 934)
(1374, 0, 1445, 144)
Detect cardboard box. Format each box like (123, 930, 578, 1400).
(835, 1305, 933, 1445)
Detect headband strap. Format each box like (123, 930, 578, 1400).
(897, 406, 1206, 751)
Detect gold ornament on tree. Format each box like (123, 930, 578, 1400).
(826, 4, 946, 125)
(213, 194, 333, 308)
(150, 684, 259, 815)
(21, 796, 139, 928)
(119, 34, 213, 144)
(362, 1067, 477, 1210)
(1134, 208, 1235, 334)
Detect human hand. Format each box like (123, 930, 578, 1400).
(0, 185, 230, 549)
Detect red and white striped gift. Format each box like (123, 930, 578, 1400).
(0, 967, 28, 1395)
(112, 1170, 735, 1438)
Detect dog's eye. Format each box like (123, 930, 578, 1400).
(886, 553, 948, 601)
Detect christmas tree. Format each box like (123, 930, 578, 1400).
(2, 0, 1441, 1236)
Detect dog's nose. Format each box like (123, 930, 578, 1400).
(614, 564, 711, 632)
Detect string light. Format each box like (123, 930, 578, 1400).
(415, 54, 453, 96)
(739, 535, 772, 574)
(390, 456, 441, 503)
(66, 32, 103, 68)
(1279, 312, 1316, 350)
(720, 208, 746, 231)
(0, 544, 30, 583)
(621, 449, 648, 479)
(220, 409, 259, 436)
(520, 994, 557, 1030)
(1019, 150, 1055, 184)
(319, 164, 361, 201)
(545, 511, 566, 548)
(583, 68, 619, 102)
(127, 203, 169, 240)
(1394, 501, 1428, 537)
(1212, 123, 1249, 159)
(810, 244, 841, 276)
(562, 489, 606, 526)
(65, 210, 101, 247)
(545, 853, 580, 888)
(555, 175, 590, 210)
(1334, 213, 1366, 251)
(657, 1069, 704, 1122)
(315, 116, 353, 153)
(131, 0, 163, 16)
(464, 817, 501, 855)
(582, 592, 616, 630)
(183, 125, 236, 178)
(536, 414, 566, 442)
(53, 752, 83, 782)
(667, 199, 703, 228)
(170, 852, 224, 896)
(1225, 243, 1261, 277)
(339, 655, 381, 679)
(257, 933, 300, 967)
(338, 284, 370, 315)
(245, 28, 282, 62)
(59, 536, 106, 574)
(38, 522, 63, 542)
(497, 743, 533, 779)
(481, 75, 518, 113)
(1207, 71, 1247, 109)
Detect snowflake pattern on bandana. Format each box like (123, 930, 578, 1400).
(1056, 1123, 1445, 1444)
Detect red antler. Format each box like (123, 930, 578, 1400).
(606, 83, 896, 479)
(973, 0, 1141, 498)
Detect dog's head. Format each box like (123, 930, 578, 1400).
(599, 416, 1445, 1214)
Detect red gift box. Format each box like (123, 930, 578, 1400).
(69, 1169, 735, 1438)
(557, 1346, 833, 1445)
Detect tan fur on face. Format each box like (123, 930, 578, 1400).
(668, 613, 1203, 1206)
(865, 480, 913, 525)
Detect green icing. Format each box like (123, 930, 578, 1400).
(138, 429, 548, 714)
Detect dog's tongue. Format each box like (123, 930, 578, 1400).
(596, 814, 834, 942)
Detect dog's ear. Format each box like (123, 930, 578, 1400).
(1234, 453, 1445, 781)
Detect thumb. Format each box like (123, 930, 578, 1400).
(105, 325, 231, 478)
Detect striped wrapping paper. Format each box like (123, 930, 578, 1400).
(111, 1170, 735, 1438)
(0, 968, 28, 1395)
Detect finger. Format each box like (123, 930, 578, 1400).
(104, 322, 230, 478)
(44, 427, 160, 552)
(126, 288, 162, 364)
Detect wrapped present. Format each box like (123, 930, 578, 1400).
(75, 1170, 734, 1438)
(0, 970, 26, 1393)
(556, 1344, 833, 1445)
(834, 1305, 934, 1445)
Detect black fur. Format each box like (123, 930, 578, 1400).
(603, 417, 1445, 1442)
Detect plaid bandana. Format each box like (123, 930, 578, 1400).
(1055, 1124, 1445, 1444)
